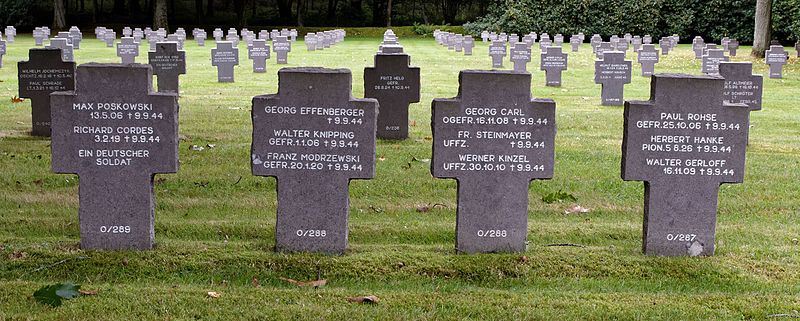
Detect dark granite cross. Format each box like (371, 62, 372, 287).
(489, 40, 506, 68)
(17, 49, 76, 136)
(50, 63, 179, 250)
(117, 37, 140, 64)
(251, 67, 377, 254)
(364, 47, 421, 139)
(637, 44, 659, 76)
(147, 42, 186, 94)
(273, 36, 291, 64)
(659, 37, 671, 55)
(622, 74, 749, 256)
(211, 41, 239, 82)
(431, 70, 556, 253)
(509, 43, 531, 72)
(719, 62, 763, 111)
(540, 46, 568, 86)
(594, 51, 631, 106)
(727, 39, 739, 56)
(701, 49, 729, 75)
(765, 45, 787, 79)
(248, 39, 270, 73)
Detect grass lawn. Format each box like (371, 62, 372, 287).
(1, 34, 799, 320)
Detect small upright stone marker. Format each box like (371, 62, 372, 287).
(540, 46, 568, 86)
(46, 38, 74, 62)
(489, 40, 506, 68)
(765, 45, 787, 79)
(51, 63, 179, 250)
(727, 39, 739, 56)
(594, 51, 631, 106)
(659, 37, 672, 55)
(701, 49, 728, 75)
(364, 46, 421, 139)
(622, 74, 749, 256)
(431, 70, 556, 253)
(692, 36, 705, 58)
(273, 36, 291, 64)
(637, 44, 659, 76)
(0, 37, 5, 68)
(719, 62, 763, 111)
(251, 67, 377, 254)
(148, 42, 186, 94)
(117, 37, 140, 64)
(463, 36, 474, 55)
(18, 49, 76, 136)
(509, 43, 531, 73)
(569, 35, 581, 52)
(248, 39, 270, 73)
(211, 41, 239, 82)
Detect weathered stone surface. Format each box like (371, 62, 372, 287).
(212, 41, 239, 82)
(18, 49, 76, 136)
(273, 36, 291, 64)
(594, 51, 631, 106)
(147, 42, 186, 94)
(248, 39, 270, 73)
(637, 44, 659, 76)
(765, 45, 787, 79)
(489, 40, 506, 68)
(622, 74, 749, 256)
(540, 46, 568, 86)
(117, 37, 140, 64)
(719, 62, 763, 111)
(509, 43, 531, 73)
(701, 49, 729, 75)
(364, 50, 421, 139)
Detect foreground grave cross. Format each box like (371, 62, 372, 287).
(51, 63, 179, 250)
(719, 62, 763, 111)
(212, 41, 239, 82)
(18, 49, 76, 136)
(148, 42, 186, 94)
(251, 67, 377, 254)
(364, 47, 421, 139)
(431, 70, 556, 253)
(622, 74, 749, 256)
(594, 51, 632, 106)
(248, 39, 270, 73)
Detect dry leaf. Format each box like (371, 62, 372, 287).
(7, 251, 27, 260)
(251, 277, 260, 288)
(409, 120, 417, 127)
(378, 156, 386, 161)
(279, 277, 327, 287)
(207, 291, 221, 298)
(564, 204, 591, 214)
(79, 289, 98, 296)
(11, 96, 24, 103)
(33, 179, 44, 186)
(347, 295, 379, 304)
(518, 256, 529, 264)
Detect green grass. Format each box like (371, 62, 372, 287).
(1, 35, 799, 320)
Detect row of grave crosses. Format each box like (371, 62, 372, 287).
(304, 29, 346, 51)
(433, 30, 476, 55)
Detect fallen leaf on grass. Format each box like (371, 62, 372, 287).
(11, 96, 25, 103)
(347, 295, 379, 304)
(79, 289, 98, 296)
(378, 156, 386, 161)
(251, 277, 260, 288)
(207, 291, 221, 298)
(8, 251, 27, 260)
(409, 120, 417, 127)
(518, 256, 529, 263)
(279, 277, 327, 288)
(33, 179, 44, 187)
(564, 205, 591, 214)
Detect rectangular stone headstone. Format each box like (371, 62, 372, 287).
(719, 62, 763, 111)
(364, 49, 421, 139)
(68, 27, 83, 49)
(692, 36, 705, 58)
(251, 67, 377, 254)
(431, 70, 556, 253)
(622, 74, 749, 256)
(50, 63, 179, 250)
(18, 49, 76, 136)
(148, 42, 186, 94)
(594, 51, 632, 106)
(765, 45, 787, 79)
(632, 36, 642, 52)
(637, 44, 659, 76)
(248, 39, 270, 73)
(540, 47, 568, 86)
(212, 41, 239, 82)
(659, 37, 671, 55)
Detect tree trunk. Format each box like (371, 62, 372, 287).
(441, 0, 458, 24)
(207, 0, 214, 17)
(296, 0, 304, 26)
(327, 0, 336, 21)
(276, 0, 294, 24)
(751, 0, 772, 58)
(386, 0, 392, 27)
(234, 0, 246, 26)
(195, 0, 204, 23)
(92, 0, 99, 22)
(153, 0, 168, 31)
(371, 0, 384, 26)
(112, 0, 125, 14)
(80, 0, 85, 12)
(131, 0, 141, 16)
(53, 0, 67, 31)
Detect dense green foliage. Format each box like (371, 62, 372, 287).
(465, 0, 800, 43)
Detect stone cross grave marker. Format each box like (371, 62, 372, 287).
(213, 28, 223, 41)
(508, 34, 518, 46)
(643, 35, 652, 44)
(4, 26, 16, 42)
(509, 43, 531, 73)
(554, 34, 564, 46)
(632, 36, 642, 51)
(702, 44, 718, 57)
(539, 35, 552, 50)
(594, 51, 632, 106)
(454, 36, 463, 52)
(273, 36, 291, 64)
(248, 39, 270, 73)
(540, 46, 568, 86)
(148, 42, 186, 94)
(622, 74, 749, 256)
(431, 70, 556, 253)
(18, 49, 76, 136)
(51, 63, 179, 250)
(637, 44, 659, 76)
(692, 36, 705, 58)
(123, 26, 132, 37)
(659, 37, 672, 55)
(195, 30, 207, 46)
(624, 33, 632, 43)
(34, 28, 48, 46)
(591, 34, 602, 52)
(69, 26, 82, 49)
(570, 35, 581, 52)
(489, 40, 507, 68)
(259, 30, 270, 40)
(251, 67, 377, 254)
(46, 38, 74, 62)
(727, 39, 739, 56)
(701, 49, 729, 75)
(103, 31, 116, 47)
(481, 30, 489, 42)
(227, 28, 239, 46)
(364, 48, 421, 139)
(463, 36, 474, 55)
(305, 33, 317, 50)
(719, 62, 763, 111)
(0, 38, 5, 68)
(211, 41, 239, 82)
(765, 45, 787, 79)
(117, 37, 140, 64)
(595, 42, 614, 59)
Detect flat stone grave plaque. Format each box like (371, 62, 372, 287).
(719, 62, 763, 111)
(431, 70, 556, 253)
(212, 41, 239, 82)
(463, 36, 474, 55)
(364, 49, 421, 139)
(248, 39, 271, 73)
(701, 49, 728, 75)
(251, 67, 377, 254)
(51, 63, 179, 250)
(117, 37, 140, 64)
(148, 42, 186, 94)
(594, 51, 632, 106)
(622, 74, 749, 256)
(509, 43, 531, 73)
(765, 45, 787, 79)
(273, 36, 291, 64)
(18, 49, 76, 136)
(46, 38, 74, 62)
(540, 46, 568, 86)
(489, 40, 506, 68)
(637, 44, 659, 76)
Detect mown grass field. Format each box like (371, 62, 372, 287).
(1, 34, 799, 320)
